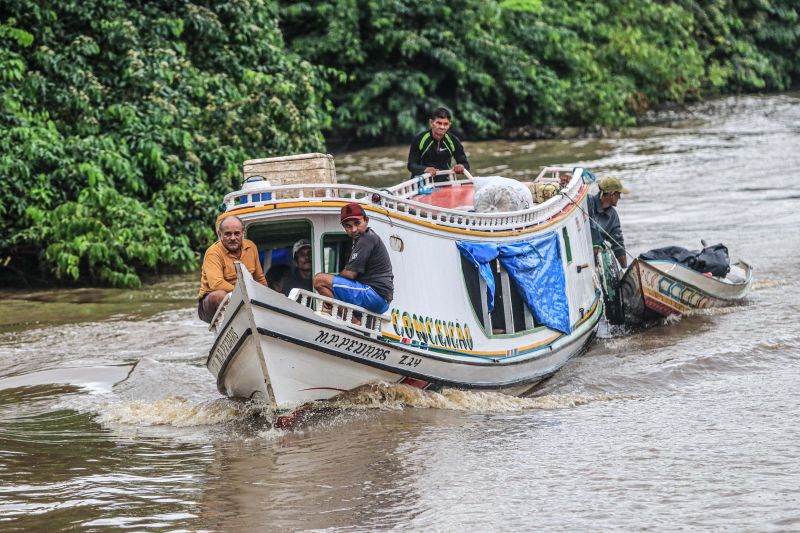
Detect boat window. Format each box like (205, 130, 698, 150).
(321, 233, 352, 273)
(460, 253, 484, 323)
(489, 262, 507, 334)
(562, 227, 572, 263)
(509, 276, 529, 333)
(460, 255, 540, 336)
(246, 219, 312, 292)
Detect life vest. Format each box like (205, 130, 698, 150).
(418, 131, 456, 158)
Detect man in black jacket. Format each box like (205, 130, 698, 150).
(588, 176, 629, 268)
(407, 107, 470, 182)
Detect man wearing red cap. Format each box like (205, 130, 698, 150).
(313, 203, 394, 316)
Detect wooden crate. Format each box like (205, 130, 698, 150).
(243, 153, 336, 199)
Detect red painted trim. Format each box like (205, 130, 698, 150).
(400, 377, 431, 389)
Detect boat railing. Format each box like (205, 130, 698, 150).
(383, 170, 473, 199)
(223, 167, 588, 232)
(287, 288, 387, 337)
(208, 292, 232, 335)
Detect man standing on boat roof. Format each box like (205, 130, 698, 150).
(313, 203, 394, 316)
(588, 176, 629, 268)
(407, 106, 470, 183)
(197, 215, 268, 323)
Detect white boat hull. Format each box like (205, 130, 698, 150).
(208, 264, 602, 409)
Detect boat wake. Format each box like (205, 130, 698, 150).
(50, 361, 618, 435)
(264, 383, 622, 431)
(95, 396, 258, 428)
(751, 278, 786, 290)
(326, 382, 618, 412)
(682, 304, 750, 317)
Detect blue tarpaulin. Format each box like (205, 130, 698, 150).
(457, 233, 570, 334)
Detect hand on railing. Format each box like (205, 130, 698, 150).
(435, 168, 474, 181)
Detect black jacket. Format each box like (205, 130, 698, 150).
(587, 193, 625, 258)
(407, 129, 470, 178)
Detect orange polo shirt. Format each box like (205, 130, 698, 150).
(198, 239, 268, 299)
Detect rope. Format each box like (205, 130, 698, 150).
(415, 174, 436, 195)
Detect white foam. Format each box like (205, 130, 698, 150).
(96, 396, 253, 427)
(327, 382, 616, 412)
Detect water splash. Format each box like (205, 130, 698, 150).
(683, 305, 745, 317)
(95, 396, 261, 427)
(327, 382, 615, 412)
(751, 278, 785, 290)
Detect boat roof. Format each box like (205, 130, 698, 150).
(218, 166, 590, 236)
(411, 184, 474, 210)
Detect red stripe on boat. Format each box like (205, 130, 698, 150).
(400, 377, 430, 389)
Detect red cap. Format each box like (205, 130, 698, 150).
(340, 202, 366, 222)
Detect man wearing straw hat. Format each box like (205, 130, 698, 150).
(588, 176, 630, 268)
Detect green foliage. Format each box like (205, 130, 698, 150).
(676, 0, 800, 92)
(0, 0, 328, 287)
(1, 0, 797, 287)
(279, 0, 798, 141)
(38, 185, 184, 287)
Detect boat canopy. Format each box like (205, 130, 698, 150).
(457, 233, 571, 334)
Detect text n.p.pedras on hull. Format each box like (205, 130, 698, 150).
(205, 154, 604, 409)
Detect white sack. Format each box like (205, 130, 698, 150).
(472, 176, 533, 213)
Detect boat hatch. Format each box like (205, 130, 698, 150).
(246, 219, 313, 285)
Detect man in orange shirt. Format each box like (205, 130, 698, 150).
(197, 215, 268, 323)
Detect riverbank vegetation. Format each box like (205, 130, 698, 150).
(1, 0, 797, 286)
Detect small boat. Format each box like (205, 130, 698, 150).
(205, 153, 604, 410)
(619, 256, 752, 322)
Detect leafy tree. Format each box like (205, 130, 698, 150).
(0, 0, 329, 286)
(279, 0, 798, 142)
(1, 0, 797, 287)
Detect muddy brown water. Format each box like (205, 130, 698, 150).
(1, 94, 799, 531)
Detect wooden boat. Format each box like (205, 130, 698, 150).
(205, 154, 604, 409)
(619, 257, 752, 321)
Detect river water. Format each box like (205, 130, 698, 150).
(1, 94, 799, 531)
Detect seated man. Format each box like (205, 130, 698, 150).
(313, 203, 394, 317)
(266, 263, 291, 294)
(197, 215, 268, 323)
(282, 238, 313, 296)
(587, 176, 629, 268)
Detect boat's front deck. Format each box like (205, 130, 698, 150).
(411, 184, 474, 210)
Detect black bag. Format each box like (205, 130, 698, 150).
(639, 243, 730, 277)
(694, 243, 730, 277)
